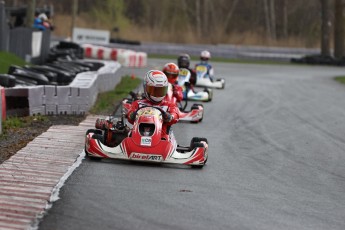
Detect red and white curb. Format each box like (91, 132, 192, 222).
(0, 116, 97, 230)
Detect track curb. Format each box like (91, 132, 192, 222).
(0, 115, 97, 230)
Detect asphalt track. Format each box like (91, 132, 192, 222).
(39, 59, 345, 230)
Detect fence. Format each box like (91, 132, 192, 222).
(0, 1, 50, 65)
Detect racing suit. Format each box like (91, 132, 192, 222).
(195, 61, 214, 82)
(127, 98, 179, 140)
(168, 82, 183, 103)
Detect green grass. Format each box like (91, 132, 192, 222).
(148, 53, 291, 65)
(0, 115, 48, 138)
(90, 75, 142, 115)
(334, 76, 345, 84)
(0, 51, 27, 74)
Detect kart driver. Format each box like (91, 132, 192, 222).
(177, 53, 197, 88)
(195, 50, 215, 82)
(127, 70, 180, 139)
(162, 62, 183, 103)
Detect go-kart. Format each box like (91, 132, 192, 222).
(123, 90, 204, 123)
(84, 106, 208, 168)
(195, 65, 225, 89)
(178, 68, 213, 102)
(166, 84, 204, 123)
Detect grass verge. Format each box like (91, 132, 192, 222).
(0, 116, 48, 139)
(89, 75, 142, 115)
(0, 51, 27, 74)
(334, 76, 345, 84)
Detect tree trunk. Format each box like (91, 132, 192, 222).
(321, 0, 331, 56)
(26, 0, 36, 28)
(263, 0, 271, 41)
(202, 0, 209, 37)
(71, 0, 78, 37)
(195, 0, 201, 38)
(334, 0, 345, 58)
(223, 0, 239, 33)
(269, 0, 276, 40)
(282, 0, 288, 38)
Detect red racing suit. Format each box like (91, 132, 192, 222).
(127, 98, 180, 139)
(166, 83, 183, 103)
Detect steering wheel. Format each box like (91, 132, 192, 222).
(133, 105, 168, 119)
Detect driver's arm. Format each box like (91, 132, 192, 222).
(164, 103, 179, 125)
(127, 101, 139, 124)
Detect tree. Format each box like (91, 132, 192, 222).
(320, 0, 331, 56)
(334, 0, 345, 58)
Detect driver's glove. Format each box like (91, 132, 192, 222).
(163, 112, 173, 123)
(129, 111, 136, 121)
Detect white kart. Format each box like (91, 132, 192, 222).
(195, 65, 225, 89)
(178, 68, 212, 102)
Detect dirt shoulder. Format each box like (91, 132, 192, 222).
(0, 115, 87, 164)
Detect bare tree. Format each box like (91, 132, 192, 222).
(223, 0, 239, 33)
(71, 0, 78, 37)
(282, 0, 288, 38)
(334, 0, 345, 58)
(269, 0, 276, 40)
(195, 0, 201, 38)
(320, 0, 331, 56)
(263, 0, 271, 41)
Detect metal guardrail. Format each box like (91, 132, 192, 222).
(103, 41, 320, 62)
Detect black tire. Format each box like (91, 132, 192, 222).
(190, 137, 208, 149)
(203, 88, 212, 101)
(216, 78, 225, 89)
(86, 129, 103, 135)
(191, 164, 204, 169)
(191, 104, 199, 110)
(8, 65, 50, 85)
(0, 74, 16, 87)
(84, 146, 102, 161)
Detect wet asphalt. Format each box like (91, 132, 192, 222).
(39, 60, 345, 230)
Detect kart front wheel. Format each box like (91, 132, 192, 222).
(84, 146, 102, 161)
(190, 137, 208, 149)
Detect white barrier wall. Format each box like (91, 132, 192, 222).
(5, 60, 122, 116)
(0, 86, 3, 134)
(82, 44, 147, 68)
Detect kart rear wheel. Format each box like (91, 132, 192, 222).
(203, 88, 212, 101)
(216, 78, 225, 89)
(190, 104, 204, 123)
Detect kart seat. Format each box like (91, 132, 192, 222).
(139, 123, 155, 136)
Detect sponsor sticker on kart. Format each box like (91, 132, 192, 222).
(196, 65, 207, 72)
(141, 137, 152, 146)
(130, 152, 163, 162)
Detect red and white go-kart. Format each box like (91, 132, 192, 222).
(85, 106, 208, 168)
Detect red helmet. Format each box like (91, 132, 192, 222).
(162, 62, 179, 84)
(143, 70, 168, 103)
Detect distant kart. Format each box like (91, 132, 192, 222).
(166, 84, 204, 123)
(178, 68, 213, 102)
(85, 107, 208, 168)
(195, 65, 225, 89)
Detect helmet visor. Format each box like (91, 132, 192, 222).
(146, 85, 168, 98)
(165, 73, 178, 79)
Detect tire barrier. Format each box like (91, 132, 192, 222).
(4, 60, 121, 116)
(81, 44, 147, 67)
